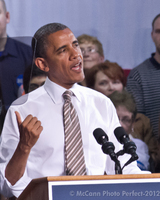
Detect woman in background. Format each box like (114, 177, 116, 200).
(85, 60, 158, 172)
(109, 90, 158, 171)
(85, 60, 126, 96)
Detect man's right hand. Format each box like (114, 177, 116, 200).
(5, 112, 43, 185)
(15, 111, 43, 152)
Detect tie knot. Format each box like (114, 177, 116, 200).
(63, 90, 73, 102)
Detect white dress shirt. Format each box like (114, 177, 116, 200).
(0, 77, 145, 197)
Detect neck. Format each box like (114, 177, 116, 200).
(0, 37, 7, 51)
(154, 51, 160, 64)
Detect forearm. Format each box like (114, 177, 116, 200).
(5, 143, 31, 186)
(4, 112, 42, 186)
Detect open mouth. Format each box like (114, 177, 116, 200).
(71, 61, 82, 72)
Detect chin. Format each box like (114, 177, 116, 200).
(83, 63, 93, 69)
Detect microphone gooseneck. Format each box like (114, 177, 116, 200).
(93, 128, 122, 174)
(114, 126, 138, 169)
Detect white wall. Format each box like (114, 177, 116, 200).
(5, 0, 160, 69)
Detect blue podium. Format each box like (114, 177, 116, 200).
(17, 174, 160, 200)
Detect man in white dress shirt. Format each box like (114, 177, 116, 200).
(0, 23, 145, 198)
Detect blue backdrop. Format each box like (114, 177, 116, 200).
(5, 0, 160, 69)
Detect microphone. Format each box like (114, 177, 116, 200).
(93, 128, 122, 174)
(93, 128, 116, 159)
(114, 127, 138, 157)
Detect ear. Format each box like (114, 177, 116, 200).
(35, 58, 49, 72)
(6, 12, 10, 24)
(100, 55, 104, 63)
(151, 31, 154, 42)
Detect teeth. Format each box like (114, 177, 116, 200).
(75, 62, 80, 66)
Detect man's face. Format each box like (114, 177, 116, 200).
(41, 28, 84, 89)
(152, 17, 160, 54)
(0, 1, 10, 38)
(79, 42, 104, 70)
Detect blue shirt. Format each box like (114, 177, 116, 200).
(0, 37, 32, 109)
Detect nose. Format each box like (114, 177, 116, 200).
(82, 49, 89, 56)
(70, 47, 81, 60)
(108, 82, 115, 91)
(119, 119, 127, 132)
(82, 52, 89, 58)
(119, 119, 124, 127)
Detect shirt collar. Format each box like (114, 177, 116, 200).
(150, 53, 160, 68)
(44, 77, 81, 104)
(2, 37, 19, 57)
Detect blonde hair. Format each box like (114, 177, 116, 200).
(77, 34, 104, 57)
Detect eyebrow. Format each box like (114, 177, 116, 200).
(155, 28, 160, 31)
(56, 45, 67, 53)
(80, 45, 95, 49)
(73, 40, 78, 44)
(56, 40, 78, 52)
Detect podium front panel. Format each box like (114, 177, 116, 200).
(49, 178, 160, 200)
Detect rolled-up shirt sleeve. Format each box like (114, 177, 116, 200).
(0, 108, 32, 198)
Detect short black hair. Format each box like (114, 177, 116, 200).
(32, 23, 68, 58)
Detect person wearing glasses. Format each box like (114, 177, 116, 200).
(109, 90, 154, 171)
(85, 60, 158, 172)
(77, 34, 104, 86)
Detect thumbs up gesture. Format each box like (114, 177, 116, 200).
(15, 111, 43, 152)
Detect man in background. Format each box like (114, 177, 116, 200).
(0, 0, 32, 110)
(127, 13, 160, 139)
